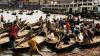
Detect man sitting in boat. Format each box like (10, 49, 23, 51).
(9, 21, 19, 49)
(61, 33, 70, 44)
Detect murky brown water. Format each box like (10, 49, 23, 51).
(57, 46, 100, 56)
(0, 46, 100, 56)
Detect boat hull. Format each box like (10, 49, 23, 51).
(55, 43, 76, 53)
(77, 41, 100, 49)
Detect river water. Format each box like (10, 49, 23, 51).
(0, 46, 100, 56)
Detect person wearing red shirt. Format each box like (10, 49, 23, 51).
(66, 21, 70, 33)
(9, 21, 19, 49)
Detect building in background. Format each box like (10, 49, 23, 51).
(41, 0, 100, 14)
(0, 0, 100, 13)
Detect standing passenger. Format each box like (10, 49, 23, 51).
(9, 21, 19, 49)
(1, 15, 4, 22)
(59, 18, 64, 29)
(66, 21, 70, 33)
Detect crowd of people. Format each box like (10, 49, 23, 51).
(0, 13, 100, 50)
(44, 14, 100, 45)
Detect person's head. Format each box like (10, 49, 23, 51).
(20, 18, 21, 21)
(13, 20, 17, 24)
(16, 16, 18, 20)
(16, 15, 18, 18)
(84, 23, 87, 26)
(60, 18, 62, 20)
(57, 18, 59, 20)
(89, 24, 92, 28)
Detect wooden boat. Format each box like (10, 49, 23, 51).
(17, 30, 30, 38)
(45, 33, 59, 45)
(26, 11, 34, 15)
(12, 12, 16, 15)
(0, 29, 30, 47)
(0, 32, 9, 48)
(0, 24, 42, 46)
(44, 32, 76, 53)
(11, 36, 46, 52)
(0, 33, 9, 45)
(77, 35, 100, 49)
(18, 11, 23, 14)
(55, 38, 76, 53)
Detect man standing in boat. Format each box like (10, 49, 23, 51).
(73, 25, 80, 41)
(0, 15, 4, 22)
(16, 16, 20, 28)
(59, 18, 64, 29)
(66, 20, 70, 33)
(39, 16, 43, 27)
(9, 21, 19, 49)
(0, 15, 4, 30)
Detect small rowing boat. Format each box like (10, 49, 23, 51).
(55, 38, 76, 53)
(11, 36, 46, 52)
(78, 34, 100, 49)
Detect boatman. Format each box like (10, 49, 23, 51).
(28, 32, 46, 55)
(0, 15, 4, 30)
(16, 16, 20, 27)
(0, 15, 4, 22)
(0, 20, 4, 30)
(59, 18, 64, 29)
(9, 21, 19, 49)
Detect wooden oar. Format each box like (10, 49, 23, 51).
(19, 26, 27, 32)
(15, 31, 33, 47)
(15, 19, 45, 47)
(15, 31, 42, 47)
(0, 33, 8, 40)
(15, 21, 41, 46)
